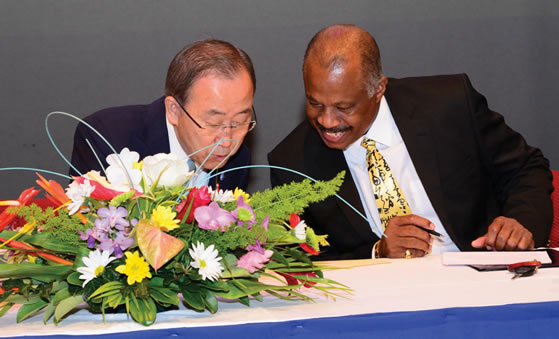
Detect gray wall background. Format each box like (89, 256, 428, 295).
(1, 0, 558, 199)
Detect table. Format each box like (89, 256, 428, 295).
(2, 255, 559, 338)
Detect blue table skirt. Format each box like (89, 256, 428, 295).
(14, 301, 559, 339)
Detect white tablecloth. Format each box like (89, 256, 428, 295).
(2, 255, 559, 337)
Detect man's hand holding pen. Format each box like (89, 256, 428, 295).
(378, 214, 443, 258)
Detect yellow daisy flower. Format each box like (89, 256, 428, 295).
(115, 251, 152, 285)
(233, 188, 251, 202)
(151, 205, 180, 231)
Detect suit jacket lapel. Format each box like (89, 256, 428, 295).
(304, 125, 374, 241)
(385, 85, 453, 233)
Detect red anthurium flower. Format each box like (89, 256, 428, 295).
(74, 176, 127, 200)
(0, 187, 40, 231)
(289, 213, 300, 228)
(279, 271, 319, 288)
(176, 186, 211, 224)
(288, 213, 319, 255)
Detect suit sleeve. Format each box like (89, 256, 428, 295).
(462, 74, 553, 246)
(70, 119, 113, 177)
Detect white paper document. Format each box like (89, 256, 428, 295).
(442, 251, 552, 266)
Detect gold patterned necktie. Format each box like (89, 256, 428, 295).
(361, 137, 411, 229)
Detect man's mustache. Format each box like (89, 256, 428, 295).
(316, 123, 352, 134)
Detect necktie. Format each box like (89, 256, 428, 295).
(361, 137, 411, 229)
(186, 159, 210, 187)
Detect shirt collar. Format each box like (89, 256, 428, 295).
(166, 118, 188, 160)
(366, 96, 398, 148)
(344, 96, 398, 157)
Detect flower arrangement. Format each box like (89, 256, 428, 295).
(0, 148, 348, 326)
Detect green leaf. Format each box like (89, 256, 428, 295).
(181, 288, 205, 311)
(222, 253, 238, 268)
(141, 297, 157, 325)
(0, 263, 72, 282)
(17, 299, 48, 323)
(88, 281, 124, 300)
(286, 248, 312, 265)
(54, 295, 83, 323)
(43, 302, 55, 324)
(0, 303, 14, 318)
(238, 295, 250, 306)
(0, 290, 15, 303)
(150, 287, 179, 306)
(252, 293, 263, 302)
(52, 287, 71, 305)
(66, 272, 82, 286)
(128, 294, 142, 323)
(110, 190, 136, 206)
(271, 250, 289, 266)
(24, 233, 78, 254)
(128, 294, 156, 326)
(214, 279, 294, 300)
(105, 293, 124, 308)
(201, 288, 218, 314)
(4, 294, 42, 305)
(203, 280, 229, 292)
(220, 266, 259, 279)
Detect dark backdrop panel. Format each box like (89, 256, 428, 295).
(1, 0, 557, 199)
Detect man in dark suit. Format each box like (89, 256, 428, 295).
(268, 25, 553, 260)
(71, 39, 256, 190)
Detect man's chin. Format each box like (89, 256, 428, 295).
(318, 132, 352, 150)
(201, 156, 231, 171)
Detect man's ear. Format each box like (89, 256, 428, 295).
(164, 96, 180, 126)
(374, 77, 388, 103)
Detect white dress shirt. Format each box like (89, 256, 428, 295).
(343, 97, 459, 256)
(166, 118, 209, 187)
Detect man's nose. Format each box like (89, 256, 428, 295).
(215, 128, 235, 148)
(317, 108, 341, 129)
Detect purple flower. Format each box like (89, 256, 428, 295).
(247, 239, 265, 255)
(237, 249, 273, 274)
(194, 202, 235, 231)
(114, 232, 134, 251)
(232, 196, 256, 228)
(98, 238, 114, 252)
(77, 204, 134, 257)
(260, 216, 269, 232)
(97, 205, 129, 229)
(78, 229, 97, 249)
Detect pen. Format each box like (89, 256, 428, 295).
(413, 225, 444, 240)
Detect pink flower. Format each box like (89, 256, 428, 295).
(194, 202, 235, 231)
(237, 249, 273, 273)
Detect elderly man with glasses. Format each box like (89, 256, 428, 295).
(70, 39, 256, 190)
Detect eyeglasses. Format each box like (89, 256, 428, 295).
(173, 96, 257, 134)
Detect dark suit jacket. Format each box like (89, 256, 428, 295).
(268, 74, 553, 260)
(70, 97, 250, 190)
